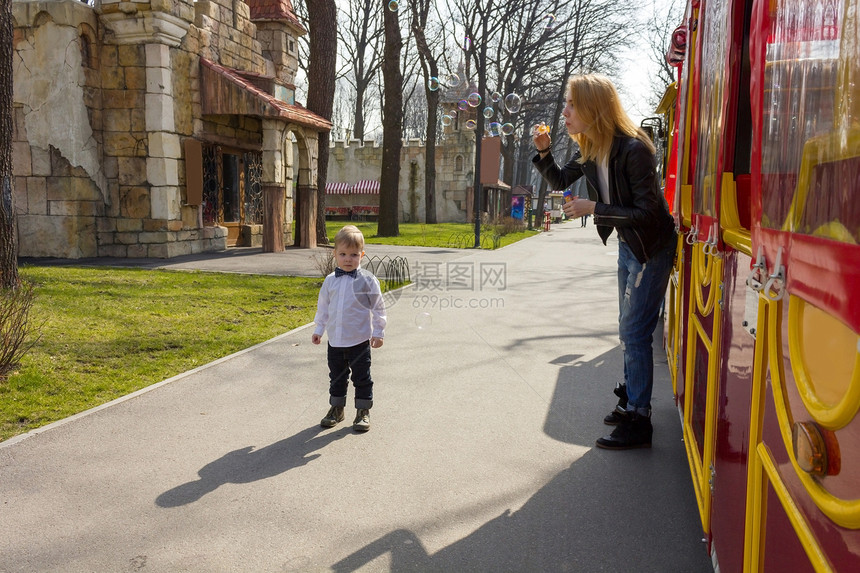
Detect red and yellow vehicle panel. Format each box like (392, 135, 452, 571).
(661, 0, 860, 570)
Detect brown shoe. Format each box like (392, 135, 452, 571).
(353, 408, 370, 432)
(321, 406, 344, 428)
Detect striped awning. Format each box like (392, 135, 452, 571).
(353, 179, 380, 194)
(326, 182, 352, 194)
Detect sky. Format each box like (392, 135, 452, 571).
(617, 0, 682, 125)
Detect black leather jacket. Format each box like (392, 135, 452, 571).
(533, 134, 676, 264)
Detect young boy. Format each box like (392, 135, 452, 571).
(312, 225, 386, 432)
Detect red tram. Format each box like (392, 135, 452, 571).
(657, 0, 860, 570)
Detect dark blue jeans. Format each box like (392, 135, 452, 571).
(327, 341, 373, 409)
(617, 236, 675, 415)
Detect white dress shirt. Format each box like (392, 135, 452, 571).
(313, 268, 387, 347)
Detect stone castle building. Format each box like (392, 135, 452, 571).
(11, 0, 512, 259)
(12, 0, 330, 258)
(324, 75, 514, 225)
(325, 132, 474, 225)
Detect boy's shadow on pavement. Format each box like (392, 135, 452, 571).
(156, 426, 348, 508)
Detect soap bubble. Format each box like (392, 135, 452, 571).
(465, 119, 477, 130)
(428, 77, 440, 91)
(491, 91, 503, 103)
(458, 99, 469, 111)
(463, 36, 472, 51)
(545, 13, 557, 29)
(467, 92, 482, 107)
(444, 72, 461, 88)
(441, 114, 453, 126)
(482, 106, 495, 119)
(388, 0, 399, 12)
(415, 312, 432, 330)
(504, 93, 522, 113)
(501, 122, 515, 135)
(487, 122, 501, 137)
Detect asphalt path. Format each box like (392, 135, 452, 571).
(2, 222, 712, 572)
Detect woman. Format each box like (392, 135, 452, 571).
(533, 74, 676, 449)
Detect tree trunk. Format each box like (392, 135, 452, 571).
(423, 91, 438, 224)
(378, 0, 402, 237)
(411, 2, 438, 224)
(306, 0, 338, 246)
(0, 0, 18, 288)
(353, 84, 365, 141)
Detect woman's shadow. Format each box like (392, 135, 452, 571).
(156, 426, 348, 508)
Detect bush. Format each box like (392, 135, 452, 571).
(484, 216, 526, 237)
(312, 248, 336, 277)
(0, 282, 40, 381)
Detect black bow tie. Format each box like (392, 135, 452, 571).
(335, 268, 357, 278)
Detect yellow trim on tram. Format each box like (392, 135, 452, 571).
(666, 234, 686, 396)
(682, 242, 723, 534)
(757, 443, 835, 572)
(681, 184, 693, 228)
(768, 299, 860, 529)
(784, 129, 860, 237)
(787, 297, 860, 429)
(719, 173, 752, 255)
(743, 295, 836, 572)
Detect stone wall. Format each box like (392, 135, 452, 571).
(325, 135, 475, 223)
(10, 0, 298, 258)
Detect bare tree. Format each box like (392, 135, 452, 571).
(0, 0, 18, 287)
(340, 0, 384, 140)
(306, 0, 339, 245)
(398, 15, 422, 140)
(496, 0, 633, 181)
(378, 0, 403, 237)
(409, 0, 446, 223)
(445, 0, 636, 230)
(645, 0, 684, 109)
(449, 0, 519, 245)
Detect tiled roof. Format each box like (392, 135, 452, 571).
(247, 0, 305, 31)
(200, 58, 331, 132)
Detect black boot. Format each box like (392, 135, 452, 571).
(595, 413, 652, 449)
(603, 384, 629, 425)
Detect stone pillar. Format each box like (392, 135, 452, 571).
(296, 185, 317, 248)
(145, 43, 181, 221)
(262, 185, 285, 251)
(261, 119, 287, 252)
(294, 130, 319, 249)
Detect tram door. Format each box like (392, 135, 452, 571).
(742, 0, 860, 569)
(678, 0, 733, 539)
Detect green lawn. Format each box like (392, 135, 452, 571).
(0, 267, 320, 441)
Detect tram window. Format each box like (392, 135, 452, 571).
(733, 0, 753, 178)
(222, 154, 240, 223)
(760, 0, 846, 237)
(693, 0, 731, 218)
(729, 0, 754, 231)
(798, 156, 860, 242)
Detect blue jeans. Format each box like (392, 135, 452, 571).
(617, 236, 675, 415)
(327, 341, 373, 409)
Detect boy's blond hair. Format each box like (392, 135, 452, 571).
(334, 225, 365, 251)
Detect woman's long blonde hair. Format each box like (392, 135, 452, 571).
(566, 74, 655, 163)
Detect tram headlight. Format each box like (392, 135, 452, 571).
(792, 421, 841, 477)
